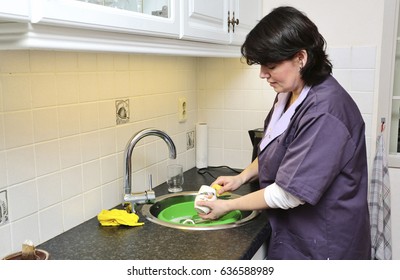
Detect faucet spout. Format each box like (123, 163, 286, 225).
(123, 128, 177, 210)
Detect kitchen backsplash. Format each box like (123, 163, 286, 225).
(0, 46, 376, 257)
(0, 51, 200, 255)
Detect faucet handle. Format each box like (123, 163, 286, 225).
(148, 174, 153, 191)
(145, 190, 156, 203)
(146, 174, 155, 203)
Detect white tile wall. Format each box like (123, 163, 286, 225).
(329, 46, 377, 160)
(8, 180, 38, 221)
(37, 172, 62, 209)
(4, 111, 34, 148)
(0, 46, 378, 258)
(0, 50, 198, 257)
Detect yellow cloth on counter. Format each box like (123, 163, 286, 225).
(97, 209, 144, 227)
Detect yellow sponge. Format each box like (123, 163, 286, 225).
(211, 184, 232, 197)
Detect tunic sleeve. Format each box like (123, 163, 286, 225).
(275, 112, 356, 205)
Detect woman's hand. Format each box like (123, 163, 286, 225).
(211, 158, 259, 196)
(211, 175, 244, 195)
(198, 189, 269, 220)
(197, 199, 232, 220)
(200, 159, 261, 219)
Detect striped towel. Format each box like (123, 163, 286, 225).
(368, 134, 392, 260)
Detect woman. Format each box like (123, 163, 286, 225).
(198, 6, 371, 260)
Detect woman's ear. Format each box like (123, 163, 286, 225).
(298, 50, 308, 67)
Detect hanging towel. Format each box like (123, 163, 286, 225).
(97, 209, 144, 227)
(368, 133, 392, 260)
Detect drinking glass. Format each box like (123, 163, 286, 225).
(167, 164, 184, 193)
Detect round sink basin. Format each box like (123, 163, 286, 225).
(141, 191, 260, 230)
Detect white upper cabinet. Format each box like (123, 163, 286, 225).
(180, 0, 262, 45)
(38, 0, 180, 38)
(0, 0, 31, 21)
(0, 0, 262, 56)
(230, 0, 262, 45)
(180, 0, 230, 44)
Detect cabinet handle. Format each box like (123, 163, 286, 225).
(228, 11, 240, 33)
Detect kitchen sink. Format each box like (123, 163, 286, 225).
(141, 191, 260, 230)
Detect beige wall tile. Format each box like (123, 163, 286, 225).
(35, 141, 60, 176)
(56, 73, 79, 105)
(55, 52, 79, 72)
(58, 105, 80, 137)
(78, 53, 97, 71)
(62, 195, 84, 231)
(33, 108, 59, 142)
(30, 51, 56, 73)
(8, 180, 38, 221)
(31, 74, 57, 108)
(39, 204, 63, 243)
(81, 131, 100, 162)
(82, 160, 101, 192)
(59, 136, 82, 169)
(0, 51, 30, 73)
(61, 166, 83, 200)
(78, 73, 99, 102)
(4, 111, 34, 149)
(37, 172, 62, 209)
(0, 152, 7, 188)
(1, 75, 31, 111)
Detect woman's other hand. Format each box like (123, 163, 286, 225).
(197, 199, 232, 220)
(211, 175, 244, 195)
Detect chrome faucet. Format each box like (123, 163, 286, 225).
(123, 128, 176, 213)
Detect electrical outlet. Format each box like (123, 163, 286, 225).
(0, 190, 9, 226)
(186, 131, 195, 150)
(178, 97, 187, 123)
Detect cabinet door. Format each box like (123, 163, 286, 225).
(0, 0, 30, 22)
(180, 0, 262, 45)
(36, 0, 180, 38)
(180, 0, 230, 44)
(230, 0, 262, 45)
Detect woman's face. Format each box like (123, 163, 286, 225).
(259, 55, 305, 95)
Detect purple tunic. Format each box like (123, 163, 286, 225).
(258, 75, 371, 259)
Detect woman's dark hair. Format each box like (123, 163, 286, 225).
(241, 6, 332, 86)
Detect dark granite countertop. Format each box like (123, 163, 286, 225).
(38, 167, 271, 260)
